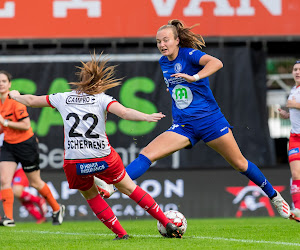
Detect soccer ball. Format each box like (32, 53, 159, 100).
(157, 210, 187, 237)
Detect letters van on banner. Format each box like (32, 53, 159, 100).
(0, 0, 299, 39)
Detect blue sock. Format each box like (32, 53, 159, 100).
(240, 160, 276, 199)
(126, 154, 152, 180)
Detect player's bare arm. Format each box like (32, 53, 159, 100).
(171, 55, 223, 83)
(9, 90, 49, 108)
(108, 102, 165, 122)
(0, 115, 31, 130)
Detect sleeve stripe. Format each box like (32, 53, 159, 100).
(106, 100, 118, 112)
(18, 116, 29, 121)
(46, 95, 55, 109)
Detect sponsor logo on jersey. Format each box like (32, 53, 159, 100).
(289, 147, 300, 156)
(175, 88, 188, 99)
(174, 63, 182, 73)
(66, 95, 96, 105)
(171, 85, 193, 109)
(166, 77, 186, 86)
(76, 161, 109, 175)
(163, 71, 168, 73)
(13, 177, 21, 183)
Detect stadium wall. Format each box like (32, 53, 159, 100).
(4, 166, 292, 222)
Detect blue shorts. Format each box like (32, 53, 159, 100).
(167, 113, 232, 148)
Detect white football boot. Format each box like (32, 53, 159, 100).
(290, 208, 300, 222)
(271, 190, 291, 219)
(291, 208, 300, 217)
(94, 176, 116, 198)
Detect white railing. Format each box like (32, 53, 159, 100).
(267, 74, 293, 138)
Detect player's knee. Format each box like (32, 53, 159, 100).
(12, 185, 23, 197)
(140, 149, 156, 162)
(29, 179, 44, 190)
(0, 176, 12, 188)
(231, 158, 248, 172)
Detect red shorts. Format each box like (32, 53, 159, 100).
(12, 168, 29, 187)
(63, 147, 126, 191)
(288, 133, 300, 162)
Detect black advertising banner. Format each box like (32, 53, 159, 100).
(5, 167, 292, 222)
(0, 46, 275, 171)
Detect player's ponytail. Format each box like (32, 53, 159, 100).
(159, 19, 205, 50)
(70, 52, 122, 95)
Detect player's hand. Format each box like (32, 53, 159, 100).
(278, 108, 290, 119)
(146, 112, 166, 122)
(171, 73, 198, 83)
(8, 90, 21, 100)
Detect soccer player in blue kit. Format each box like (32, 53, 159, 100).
(99, 19, 292, 220)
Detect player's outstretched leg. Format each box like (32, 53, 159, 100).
(125, 154, 152, 180)
(87, 194, 129, 240)
(241, 161, 291, 219)
(129, 185, 182, 238)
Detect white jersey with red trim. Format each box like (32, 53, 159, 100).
(48, 91, 117, 161)
(289, 86, 300, 134)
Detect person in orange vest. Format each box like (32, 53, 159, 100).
(0, 70, 64, 227)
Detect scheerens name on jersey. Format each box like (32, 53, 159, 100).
(66, 95, 96, 105)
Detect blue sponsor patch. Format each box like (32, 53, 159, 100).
(13, 177, 21, 183)
(76, 161, 108, 175)
(289, 148, 300, 156)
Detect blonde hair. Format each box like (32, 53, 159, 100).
(70, 52, 122, 95)
(158, 19, 205, 49)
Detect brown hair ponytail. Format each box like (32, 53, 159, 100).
(158, 19, 205, 50)
(70, 52, 122, 95)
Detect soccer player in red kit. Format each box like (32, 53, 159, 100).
(9, 53, 182, 239)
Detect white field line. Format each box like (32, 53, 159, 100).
(10, 230, 300, 247)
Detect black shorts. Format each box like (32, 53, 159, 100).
(0, 135, 40, 172)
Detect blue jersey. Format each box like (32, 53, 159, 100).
(159, 47, 220, 123)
